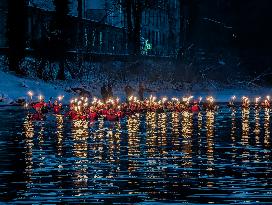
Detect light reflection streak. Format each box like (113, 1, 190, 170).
(23, 117, 34, 185)
(56, 114, 64, 156)
(37, 121, 45, 171)
(171, 112, 180, 150)
(241, 108, 250, 177)
(181, 111, 193, 184)
(127, 114, 140, 173)
(197, 112, 203, 157)
(107, 120, 121, 182)
(230, 109, 237, 163)
(264, 108, 270, 148)
(254, 109, 261, 146)
(145, 111, 159, 186)
(158, 113, 167, 155)
(206, 111, 215, 187)
(264, 108, 271, 163)
(241, 108, 250, 147)
(71, 120, 89, 195)
(92, 117, 106, 182)
(108, 121, 121, 164)
(146, 112, 158, 157)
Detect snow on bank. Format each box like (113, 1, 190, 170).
(0, 71, 74, 105)
(151, 87, 272, 103)
(113, 82, 272, 103)
(1, 70, 272, 106)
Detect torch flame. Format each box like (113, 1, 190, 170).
(27, 91, 33, 97)
(58, 95, 64, 101)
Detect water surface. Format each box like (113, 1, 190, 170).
(0, 106, 271, 204)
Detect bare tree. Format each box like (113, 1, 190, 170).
(7, 0, 27, 75)
(52, 0, 70, 80)
(124, 0, 134, 54)
(133, 0, 142, 55)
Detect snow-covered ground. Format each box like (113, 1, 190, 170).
(1, 70, 272, 106)
(0, 71, 75, 105)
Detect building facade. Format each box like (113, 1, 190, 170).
(0, 0, 180, 57)
(141, 0, 180, 56)
(86, 0, 180, 56)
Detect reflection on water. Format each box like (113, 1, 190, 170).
(181, 111, 193, 178)
(206, 111, 215, 188)
(241, 108, 250, 180)
(242, 108, 250, 146)
(254, 109, 261, 146)
(23, 118, 34, 184)
(230, 109, 237, 164)
(72, 120, 89, 194)
(0, 106, 272, 204)
(146, 111, 157, 157)
(264, 109, 270, 147)
(171, 112, 180, 150)
(157, 113, 167, 154)
(56, 115, 64, 156)
(127, 114, 140, 173)
(230, 109, 236, 142)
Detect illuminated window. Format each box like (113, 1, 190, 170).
(99, 31, 103, 49)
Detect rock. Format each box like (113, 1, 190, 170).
(10, 98, 26, 106)
(0, 94, 7, 102)
(71, 87, 92, 98)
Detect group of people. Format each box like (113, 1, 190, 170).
(101, 83, 154, 102)
(124, 83, 154, 101)
(28, 97, 63, 120)
(28, 95, 218, 122)
(228, 96, 271, 109)
(100, 84, 113, 102)
(63, 96, 210, 121)
(29, 83, 272, 123)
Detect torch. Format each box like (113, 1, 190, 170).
(58, 95, 64, 101)
(27, 91, 34, 101)
(38, 95, 43, 101)
(162, 97, 168, 104)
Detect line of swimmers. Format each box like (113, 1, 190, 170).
(27, 96, 217, 121)
(27, 95, 271, 121)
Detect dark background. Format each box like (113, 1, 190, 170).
(3, 0, 272, 84)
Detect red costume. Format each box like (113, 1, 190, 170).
(53, 104, 62, 114)
(89, 112, 98, 121)
(191, 104, 200, 112)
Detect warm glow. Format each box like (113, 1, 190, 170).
(58, 95, 64, 101)
(27, 91, 33, 97)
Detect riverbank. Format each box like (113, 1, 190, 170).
(0, 70, 272, 105)
(0, 70, 74, 105)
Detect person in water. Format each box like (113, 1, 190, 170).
(101, 84, 108, 102)
(31, 102, 46, 121)
(52, 100, 62, 114)
(191, 100, 201, 113)
(64, 103, 79, 120)
(107, 84, 113, 99)
(124, 84, 135, 101)
(138, 82, 155, 101)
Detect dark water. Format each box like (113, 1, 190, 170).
(0, 106, 272, 204)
